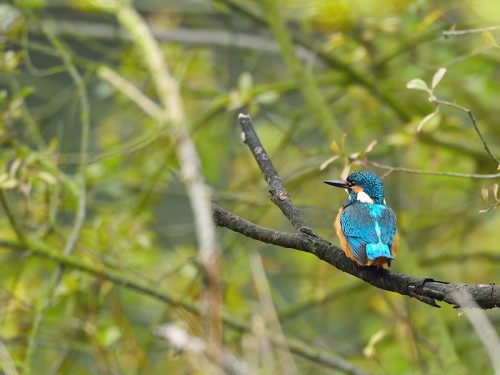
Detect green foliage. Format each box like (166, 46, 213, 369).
(1, 0, 500, 374)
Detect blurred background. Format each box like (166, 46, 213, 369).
(1, 0, 500, 374)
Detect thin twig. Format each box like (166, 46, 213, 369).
(431, 98, 500, 166)
(0, 338, 18, 375)
(363, 160, 500, 179)
(481, 200, 500, 213)
(0, 189, 27, 244)
(33, 20, 317, 62)
(250, 253, 299, 375)
(97, 66, 166, 121)
(238, 114, 315, 233)
(213, 203, 500, 309)
(443, 25, 500, 38)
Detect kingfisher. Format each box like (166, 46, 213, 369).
(324, 170, 398, 269)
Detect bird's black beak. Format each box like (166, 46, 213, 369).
(323, 180, 350, 189)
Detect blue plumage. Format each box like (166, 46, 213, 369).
(340, 202, 396, 265)
(324, 171, 398, 268)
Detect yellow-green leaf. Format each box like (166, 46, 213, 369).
(417, 108, 439, 132)
(406, 78, 428, 91)
(482, 30, 499, 48)
(432, 68, 447, 89)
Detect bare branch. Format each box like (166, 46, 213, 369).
(214, 202, 500, 309)
(213, 114, 500, 310)
(238, 114, 315, 233)
(431, 98, 500, 166)
(362, 160, 500, 179)
(444, 25, 500, 38)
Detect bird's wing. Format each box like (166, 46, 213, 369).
(378, 206, 397, 244)
(340, 204, 396, 263)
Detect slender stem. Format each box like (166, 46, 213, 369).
(0, 190, 27, 244)
(363, 160, 500, 179)
(431, 98, 500, 166)
(0, 338, 18, 375)
(443, 25, 500, 38)
(213, 202, 500, 309)
(238, 114, 315, 232)
(250, 253, 299, 375)
(97, 66, 165, 121)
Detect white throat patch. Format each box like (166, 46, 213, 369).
(356, 191, 374, 204)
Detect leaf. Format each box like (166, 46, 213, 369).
(417, 107, 439, 132)
(1, 180, 17, 189)
(482, 30, 499, 48)
(364, 139, 378, 154)
(406, 78, 428, 91)
(238, 72, 253, 94)
(494, 184, 499, 200)
(37, 171, 57, 185)
(320, 155, 339, 170)
(254, 90, 279, 105)
(481, 187, 489, 202)
(431, 68, 447, 89)
(348, 152, 360, 161)
(0, 176, 18, 189)
(363, 329, 388, 358)
(340, 164, 351, 180)
(97, 326, 122, 348)
(8, 158, 22, 176)
(330, 140, 341, 154)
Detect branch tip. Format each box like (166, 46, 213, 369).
(238, 113, 251, 120)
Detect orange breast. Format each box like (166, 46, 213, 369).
(391, 233, 399, 258)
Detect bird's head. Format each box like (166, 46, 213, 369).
(324, 170, 385, 204)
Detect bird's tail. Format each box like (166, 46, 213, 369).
(366, 243, 393, 260)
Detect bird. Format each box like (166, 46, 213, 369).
(324, 170, 398, 269)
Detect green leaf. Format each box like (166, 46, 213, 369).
(406, 78, 428, 91)
(482, 30, 499, 48)
(238, 72, 253, 94)
(254, 90, 279, 105)
(319, 155, 340, 170)
(481, 187, 489, 202)
(97, 326, 122, 348)
(431, 68, 447, 89)
(0, 173, 17, 189)
(417, 107, 439, 132)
